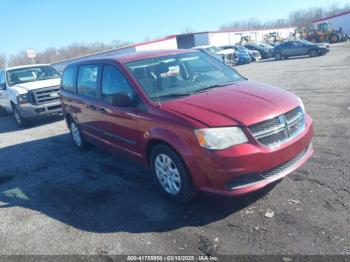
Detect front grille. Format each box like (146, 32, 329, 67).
(249, 116, 283, 135)
(249, 107, 305, 147)
(30, 86, 60, 105)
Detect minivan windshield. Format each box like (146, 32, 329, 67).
(6, 66, 60, 86)
(126, 52, 244, 102)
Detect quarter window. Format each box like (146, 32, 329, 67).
(77, 65, 99, 98)
(101, 65, 134, 104)
(62, 66, 76, 92)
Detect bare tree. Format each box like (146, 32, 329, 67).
(7, 40, 132, 67)
(8, 50, 33, 67)
(182, 27, 195, 34)
(220, 3, 350, 30)
(0, 54, 6, 68)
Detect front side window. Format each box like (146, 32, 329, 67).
(292, 41, 303, 47)
(101, 65, 134, 104)
(126, 52, 244, 102)
(6, 66, 60, 86)
(77, 65, 100, 98)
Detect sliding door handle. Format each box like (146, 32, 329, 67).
(86, 105, 97, 110)
(96, 107, 107, 113)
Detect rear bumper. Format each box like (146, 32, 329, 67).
(186, 115, 314, 196)
(17, 101, 62, 118)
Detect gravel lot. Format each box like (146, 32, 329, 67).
(0, 42, 349, 256)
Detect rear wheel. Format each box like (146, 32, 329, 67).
(308, 49, 318, 57)
(12, 104, 29, 128)
(274, 52, 282, 60)
(68, 119, 89, 150)
(151, 144, 198, 202)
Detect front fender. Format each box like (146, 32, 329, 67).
(143, 126, 207, 189)
(144, 127, 194, 158)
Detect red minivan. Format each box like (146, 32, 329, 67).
(60, 49, 313, 202)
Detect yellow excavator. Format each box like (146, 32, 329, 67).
(297, 22, 348, 43)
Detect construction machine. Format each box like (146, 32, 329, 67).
(297, 22, 348, 43)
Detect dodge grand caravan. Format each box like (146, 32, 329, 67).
(60, 49, 314, 202)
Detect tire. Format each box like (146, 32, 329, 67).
(274, 52, 282, 60)
(308, 49, 318, 57)
(329, 33, 340, 43)
(0, 106, 8, 116)
(309, 37, 317, 43)
(11, 104, 30, 128)
(151, 144, 198, 202)
(68, 118, 89, 150)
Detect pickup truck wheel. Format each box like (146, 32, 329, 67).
(12, 105, 29, 128)
(69, 120, 89, 150)
(308, 49, 318, 57)
(274, 52, 282, 60)
(151, 144, 198, 202)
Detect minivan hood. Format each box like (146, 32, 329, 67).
(162, 80, 300, 127)
(10, 78, 61, 94)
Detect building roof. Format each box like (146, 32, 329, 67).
(313, 10, 350, 23)
(169, 26, 297, 37)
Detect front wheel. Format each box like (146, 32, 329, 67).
(12, 105, 29, 128)
(274, 52, 282, 60)
(151, 144, 198, 202)
(308, 49, 318, 57)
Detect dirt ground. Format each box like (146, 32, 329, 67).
(0, 42, 349, 256)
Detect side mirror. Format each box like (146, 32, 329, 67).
(0, 83, 6, 90)
(111, 92, 137, 107)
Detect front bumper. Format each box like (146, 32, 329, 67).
(187, 115, 314, 196)
(18, 101, 62, 118)
(319, 48, 329, 55)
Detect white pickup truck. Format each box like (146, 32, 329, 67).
(0, 64, 62, 127)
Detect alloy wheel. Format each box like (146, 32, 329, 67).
(70, 122, 82, 147)
(154, 153, 181, 195)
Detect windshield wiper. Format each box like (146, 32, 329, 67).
(152, 93, 192, 99)
(194, 81, 237, 93)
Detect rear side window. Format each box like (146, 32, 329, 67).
(77, 65, 100, 98)
(61, 66, 76, 92)
(101, 65, 134, 104)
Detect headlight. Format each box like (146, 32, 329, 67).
(194, 127, 248, 150)
(17, 94, 29, 104)
(297, 97, 305, 113)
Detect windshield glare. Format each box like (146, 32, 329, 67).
(6, 66, 60, 86)
(205, 46, 221, 53)
(301, 40, 313, 45)
(126, 52, 244, 101)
